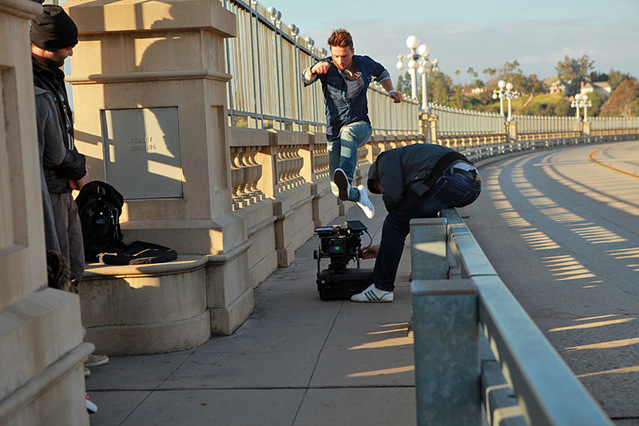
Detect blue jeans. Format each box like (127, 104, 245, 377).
(373, 170, 482, 291)
(328, 121, 372, 201)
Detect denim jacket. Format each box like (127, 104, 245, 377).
(302, 55, 390, 140)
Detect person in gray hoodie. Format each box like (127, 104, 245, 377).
(351, 143, 481, 302)
(34, 86, 65, 254)
(31, 5, 88, 286)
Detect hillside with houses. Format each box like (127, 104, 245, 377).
(396, 55, 638, 118)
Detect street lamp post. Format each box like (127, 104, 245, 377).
(396, 35, 439, 112)
(492, 80, 519, 121)
(572, 93, 592, 122)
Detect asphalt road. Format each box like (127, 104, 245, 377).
(462, 140, 639, 424)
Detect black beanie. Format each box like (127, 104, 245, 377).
(31, 5, 78, 51)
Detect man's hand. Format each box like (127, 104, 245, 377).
(362, 244, 380, 259)
(389, 90, 402, 104)
(311, 61, 331, 75)
(68, 164, 90, 191)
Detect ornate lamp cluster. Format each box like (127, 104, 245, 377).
(571, 93, 592, 122)
(492, 80, 519, 121)
(396, 35, 440, 112)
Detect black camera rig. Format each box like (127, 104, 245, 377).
(313, 220, 374, 300)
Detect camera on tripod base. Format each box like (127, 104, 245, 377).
(313, 220, 373, 300)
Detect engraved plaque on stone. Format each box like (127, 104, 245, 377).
(101, 107, 182, 199)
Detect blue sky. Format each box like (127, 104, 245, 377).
(263, 0, 639, 85)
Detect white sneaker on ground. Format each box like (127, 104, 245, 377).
(86, 394, 98, 414)
(333, 168, 352, 201)
(356, 185, 375, 219)
(351, 283, 393, 303)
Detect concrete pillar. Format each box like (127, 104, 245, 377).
(506, 120, 517, 141)
(64, 0, 252, 334)
(412, 279, 480, 425)
(0, 0, 92, 423)
(410, 218, 449, 280)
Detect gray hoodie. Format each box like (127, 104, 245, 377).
(35, 87, 65, 251)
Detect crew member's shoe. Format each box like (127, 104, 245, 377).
(86, 394, 98, 414)
(84, 353, 109, 368)
(356, 185, 375, 219)
(333, 168, 352, 201)
(351, 283, 393, 302)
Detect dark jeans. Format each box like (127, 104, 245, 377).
(373, 170, 482, 291)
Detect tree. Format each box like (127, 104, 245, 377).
(600, 79, 639, 117)
(585, 91, 605, 117)
(466, 67, 479, 87)
(482, 68, 496, 79)
(555, 55, 594, 87)
(520, 74, 543, 96)
(429, 72, 452, 104)
(396, 72, 412, 97)
(608, 69, 636, 91)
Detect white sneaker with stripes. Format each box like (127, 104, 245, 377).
(351, 283, 393, 303)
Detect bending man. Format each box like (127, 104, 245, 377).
(351, 143, 482, 303)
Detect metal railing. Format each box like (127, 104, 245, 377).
(430, 103, 504, 135)
(590, 116, 639, 130)
(221, 0, 420, 135)
(410, 210, 612, 425)
(514, 114, 577, 133)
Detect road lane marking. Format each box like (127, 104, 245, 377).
(588, 147, 639, 178)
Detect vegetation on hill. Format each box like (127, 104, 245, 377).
(396, 55, 638, 118)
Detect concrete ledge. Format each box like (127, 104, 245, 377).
(81, 255, 210, 355)
(85, 310, 210, 355)
(210, 287, 254, 336)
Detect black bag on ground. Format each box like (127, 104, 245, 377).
(76, 181, 178, 265)
(76, 181, 125, 262)
(97, 240, 177, 265)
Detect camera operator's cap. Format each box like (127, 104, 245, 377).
(31, 5, 78, 51)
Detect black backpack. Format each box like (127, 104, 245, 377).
(76, 181, 178, 265)
(76, 181, 125, 262)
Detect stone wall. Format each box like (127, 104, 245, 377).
(0, 0, 91, 423)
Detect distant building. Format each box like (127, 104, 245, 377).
(549, 79, 571, 95)
(461, 87, 492, 96)
(581, 81, 612, 98)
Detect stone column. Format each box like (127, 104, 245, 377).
(65, 0, 252, 334)
(0, 0, 92, 423)
(506, 120, 517, 141)
(419, 112, 438, 144)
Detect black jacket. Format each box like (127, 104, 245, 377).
(32, 57, 86, 193)
(367, 144, 472, 211)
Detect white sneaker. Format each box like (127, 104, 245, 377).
(333, 168, 352, 201)
(86, 394, 98, 414)
(356, 185, 375, 219)
(351, 283, 393, 303)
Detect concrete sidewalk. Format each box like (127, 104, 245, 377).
(86, 192, 417, 425)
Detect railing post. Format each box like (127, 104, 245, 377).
(412, 279, 480, 425)
(410, 218, 448, 279)
(410, 218, 481, 425)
